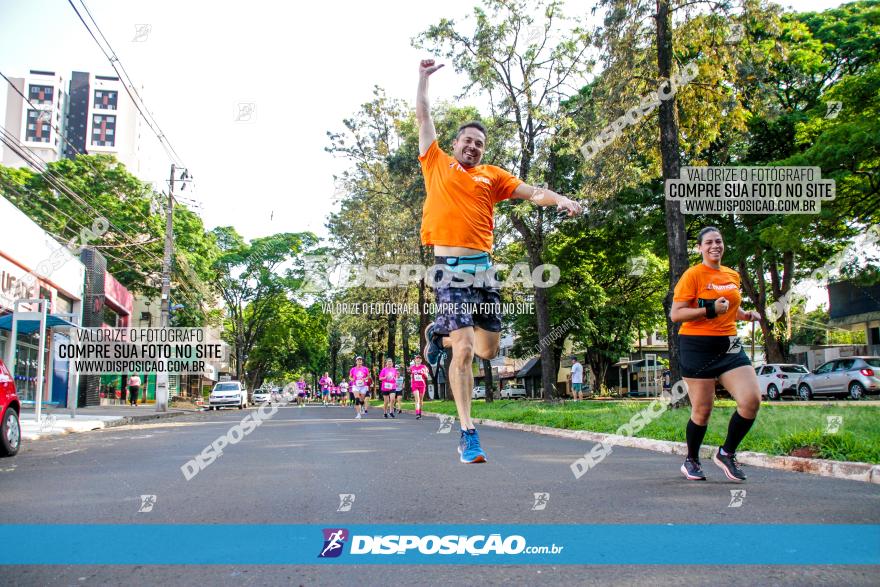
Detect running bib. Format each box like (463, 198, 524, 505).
(356, 379, 364, 386)
(382, 382, 394, 391)
(413, 374, 424, 382)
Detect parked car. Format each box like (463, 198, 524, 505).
(252, 388, 272, 404)
(797, 357, 880, 400)
(209, 381, 248, 409)
(472, 386, 486, 399)
(0, 359, 21, 457)
(501, 386, 527, 399)
(756, 364, 809, 400)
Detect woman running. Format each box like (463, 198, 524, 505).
(410, 355, 430, 419)
(319, 372, 333, 406)
(670, 226, 762, 482)
(379, 358, 399, 418)
(349, 357, 370, 419)
(296, 376, 308, 407)
(394, 370, 404, 414)
(364, 373, 373, 414)
(339, 378, 350, 407)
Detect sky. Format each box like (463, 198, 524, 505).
(0, 0, 849, 238)
(0, 0, 855, 314)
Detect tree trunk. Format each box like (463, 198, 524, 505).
(656, 0, 688, 388)
(386, 314, 397, 363)
(483, 358, 494, 403)
(402, 317, 411, 398)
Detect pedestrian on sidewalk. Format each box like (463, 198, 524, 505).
(568, 357, 584, 401)
(127, 374, 141, 407)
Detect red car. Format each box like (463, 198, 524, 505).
(0, 358, 21, 457)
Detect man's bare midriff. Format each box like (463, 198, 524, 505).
(433, 245, 488, 257)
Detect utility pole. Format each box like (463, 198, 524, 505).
(156, 164, 176, 412)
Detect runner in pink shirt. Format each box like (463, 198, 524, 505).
(319, 372, 333, 406)
(410, 355, 430, 419)
(296, 377, 307, 407)
(349, 357, 370, 419)
(378, 358, 399, 419)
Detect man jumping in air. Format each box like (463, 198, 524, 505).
(416, 59, 582, 463)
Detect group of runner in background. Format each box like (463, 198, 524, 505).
(279, 355, 432, 419)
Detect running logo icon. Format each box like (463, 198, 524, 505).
(531, 492, 550, 511)
(825, 415, 842, 434)
(318, 528, 348, 558)
(138, 494, 157, 513)
(437, 415, 455, 434)
(726, 336, 743, 354)
(728, 489, 746, 508)
(628, 256, 648, 277)
(337, 494, 355, 512)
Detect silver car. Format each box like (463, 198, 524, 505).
(797, 356, 880, 400)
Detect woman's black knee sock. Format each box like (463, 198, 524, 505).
(722, 410, 755, 455)
(686, 419, 708, 460)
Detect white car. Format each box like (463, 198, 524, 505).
(501, 386, 527, 399)
(756, 364, 809, 400)
(252, 389, 272, 404)
(209, 381, 248, 410)
(472, 386, 486, 399)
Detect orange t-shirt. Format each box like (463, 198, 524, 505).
(673, 264, 742, 336)
(419, 141, 522, 252)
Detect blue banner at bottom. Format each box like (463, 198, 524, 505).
(0, 525, 877, 565)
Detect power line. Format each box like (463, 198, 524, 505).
(1, 70, 212, 300)
(0, 69, 182, 235)
(0, 128, 206, 306)
(66, 0, 187, 168)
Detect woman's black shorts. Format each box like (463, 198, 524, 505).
(678, 335, 752, 379)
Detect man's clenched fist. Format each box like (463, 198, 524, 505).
(420, 59, 444, 76)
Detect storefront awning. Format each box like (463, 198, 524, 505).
(0, 313, 78, 334)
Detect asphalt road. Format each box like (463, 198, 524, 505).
(0, 404, 878, 586)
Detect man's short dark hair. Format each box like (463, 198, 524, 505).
(456, 121, 487, 140)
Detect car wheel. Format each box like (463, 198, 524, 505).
(767, 384, 780, 401)
(849, 382, 865, 400)
(798, 384, 813, 401)
(1, 407, 21, 457)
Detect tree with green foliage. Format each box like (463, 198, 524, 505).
(211, 226, 318, 382)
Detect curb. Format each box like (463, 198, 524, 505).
(102, 410, 188, 429)
(410, 410, 880, 485)
(23, 410, 188, 441)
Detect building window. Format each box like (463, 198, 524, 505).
(93, 89, 118, 110)
(25, 109, 51, 143)
(28, 84, 53, 105)
(91, 114, 116, 147)
(102, 305, 119, 327)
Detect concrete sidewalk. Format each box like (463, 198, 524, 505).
(19, 406, 192, 441)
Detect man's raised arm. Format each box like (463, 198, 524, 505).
(417, 59, 444, 156)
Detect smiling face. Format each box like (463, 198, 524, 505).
(385, 359, 393, 368)
(453, 127, 486, 168)
(699, 230, 724, 265)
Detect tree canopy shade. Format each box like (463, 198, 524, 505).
(0, 154, 219, 325)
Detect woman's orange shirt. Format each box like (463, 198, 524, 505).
(673, 263, 742, 336)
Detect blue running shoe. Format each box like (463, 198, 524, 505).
(423, 322, 445, 366)
(458, 429, 487, 463)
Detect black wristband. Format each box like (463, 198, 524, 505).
(705, 302, 717, 319)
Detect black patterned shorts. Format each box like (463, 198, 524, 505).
(432, 256, 502, 335)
